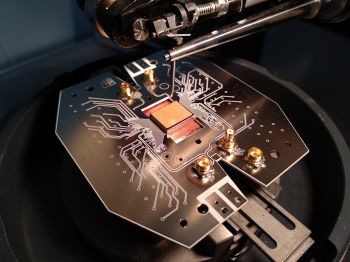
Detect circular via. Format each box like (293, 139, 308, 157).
(176, 155, 184, 162)
(197, 204, 209, 214)
(180, 219, 188, 228)
(159, 83, 170, 90)
(161, 152, 173, 161)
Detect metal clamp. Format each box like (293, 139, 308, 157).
(229, 188, 314, 261)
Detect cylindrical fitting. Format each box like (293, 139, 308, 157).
(220, 128, 237, 153)
(195, 156, 214, 177)
(245, 147, 264, 167)
(197, 3, 217, 16)
(120, 82, 133, 98)
(165, 0, 321, 61)
(197, 0, 230, 17)
(224, 128, 235, 142)
(144, 69, 157, 87)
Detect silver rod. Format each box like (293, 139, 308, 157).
(170, 60, 176, 97)
(165, 0, 321, 61)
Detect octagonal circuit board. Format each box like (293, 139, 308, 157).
(56, 52, 308, 248)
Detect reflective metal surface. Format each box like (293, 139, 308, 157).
(166, 0, 321, 61)
(230, 187, 314, 261)
(56, 52, 307, 248)
(56, 73, 247, 248)
(125, 52, 309, 187)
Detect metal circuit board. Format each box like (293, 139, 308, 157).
(56, 52, 308, 248)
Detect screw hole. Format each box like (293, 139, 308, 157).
(227, 190, 231, 194)
(234, 197, 241, 204)
(195, 139, 202, 144)
(285, 141, 292, 147)
(197, 204, 209, 214)
(214, 200, 219, 205)
(85, 85, 93, 91)
(179, 157, 183, 161)
(165, 154, 169, 159)
(222, 207, 228, 214)
(270, 150, 280, 159)
(150, 60, 157, 65)
(180, 219, 188, 228)
(71, 93, 77, 97)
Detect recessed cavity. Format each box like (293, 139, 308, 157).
(180, 219, 188, 228)
(197, 204, 209, 214)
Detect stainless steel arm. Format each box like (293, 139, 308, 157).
(165, 0, 321, 61)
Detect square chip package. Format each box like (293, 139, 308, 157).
(150, 101, 193, 131)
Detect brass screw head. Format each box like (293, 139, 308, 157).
(144, 69, 157, 87)
(245, 147, 264, 166)
(195, 156, 214, 177)
(120, 82, 133, 98)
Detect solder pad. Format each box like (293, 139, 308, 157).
(56, 51, 308, 248)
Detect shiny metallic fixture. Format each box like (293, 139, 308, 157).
(80, 0, 272, 46)
(244, 147, 265, 168)
(230, 186, 314, 261)
(143, 69, 157, 87)
(194, 156, 214, 177)
(119, 82, 133, 99)
(79, 0, 350, 48)
(219, 128, 237, 153)
(165, 0, 321, 61)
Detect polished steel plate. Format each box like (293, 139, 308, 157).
(56, 52, 308, 248)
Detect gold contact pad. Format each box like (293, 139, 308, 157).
(150, 101, 193, 130)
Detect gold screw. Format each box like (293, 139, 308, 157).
(120, 82, 133, 98)
(220, 128, 237, 153)
(245, 147, 264, 167)
(144, 69, 157, 87)
(194, 156, 213, 177)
